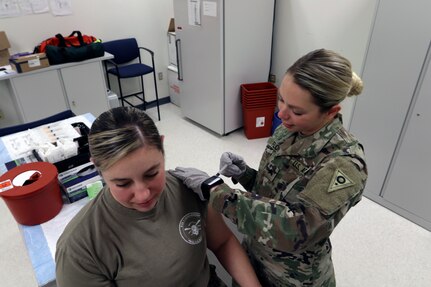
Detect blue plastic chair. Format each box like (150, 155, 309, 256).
(0, 110, 76, 137)
(102, 38, 161, 120)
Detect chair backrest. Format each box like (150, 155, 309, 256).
(0, 110, 76, 137)
(102, 38, 140, 65)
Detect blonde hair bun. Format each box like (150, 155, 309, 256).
(348, 71, 363, 96)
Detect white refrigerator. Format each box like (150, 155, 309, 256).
(174, 0, 275, 135)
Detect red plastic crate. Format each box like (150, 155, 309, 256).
(242, 96, 277, 108)
(241, 82, 278, 96)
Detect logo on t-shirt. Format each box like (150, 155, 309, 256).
(179, 212, 202, 245)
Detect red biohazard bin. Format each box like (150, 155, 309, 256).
(241, 82, 278, 139)
(0, 162, 63, 226)
(242, 107, 276, 139)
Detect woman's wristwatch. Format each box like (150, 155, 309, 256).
(201, 176, 224, 200)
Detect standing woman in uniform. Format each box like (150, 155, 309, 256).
(170, 49, 368, 286)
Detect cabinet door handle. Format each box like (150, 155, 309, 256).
(175, 39, 183, 81)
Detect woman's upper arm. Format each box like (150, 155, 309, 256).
(205, 205, 234, 253)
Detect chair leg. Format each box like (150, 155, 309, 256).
(140, 75, 146, 111)
(152, 70, 161, 121)
(117, 77, 125, 107)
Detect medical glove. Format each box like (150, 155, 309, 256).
(219, 152, 246, 179)
(169, 167, 209, 201)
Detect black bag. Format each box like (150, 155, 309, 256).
(34, 31, 98, 54)
(45, 42, 104, 65)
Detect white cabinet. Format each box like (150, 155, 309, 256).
(10, 70, 68, 122)
(349, 0, 431, 230)
(167, 32, 180, 107)
(383, 60, 431, 226)
(168, 65, 180, 107)
(1, 53, 112, 125)
(167, 32, 177, 66)
(60, 61, 109, 118)
(174, 0, 274, 135)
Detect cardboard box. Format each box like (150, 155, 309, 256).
(9, 52, 49, 73)
(0, 31, 11, 67)
(168, 18, 175, 33)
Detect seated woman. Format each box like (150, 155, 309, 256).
(55, 107, 261, 287)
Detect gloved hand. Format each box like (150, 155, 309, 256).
(219, 152, 246, 179)
(168, 167, 210, 201)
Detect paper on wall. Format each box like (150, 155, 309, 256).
(203, 1, 216, 17)
(49, 0, 72, 16)
(188, 0, 201, 26)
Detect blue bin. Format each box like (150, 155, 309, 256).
(271, 111, 282, 134)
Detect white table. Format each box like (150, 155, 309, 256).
(0, 114, 95, 287)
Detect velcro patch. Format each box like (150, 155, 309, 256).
(298, 157, 365, 216)
(328, 169, 355, 193)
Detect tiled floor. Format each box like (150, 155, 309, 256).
(1, 103, 430, 286)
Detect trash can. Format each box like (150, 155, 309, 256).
(241, 82, 277, 139)
(0, 162, 63, 225)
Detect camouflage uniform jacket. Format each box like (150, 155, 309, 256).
(210, 114, 367, 287)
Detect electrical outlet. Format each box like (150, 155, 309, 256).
(158, 72, 163, 80)
(269, 73, 276, 83)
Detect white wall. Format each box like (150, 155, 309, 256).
(0, 0, 376, 126)
(271, 0, 377, 128)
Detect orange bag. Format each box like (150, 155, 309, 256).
(34, 31, 98, 53)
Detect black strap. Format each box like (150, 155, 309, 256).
(55, 31, 85, 47)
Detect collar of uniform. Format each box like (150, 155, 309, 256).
(276, 113, 344, 158)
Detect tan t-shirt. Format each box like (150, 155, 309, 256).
(56, 173, 210, 287)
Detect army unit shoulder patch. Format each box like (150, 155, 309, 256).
(328, 169, 355, 193)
